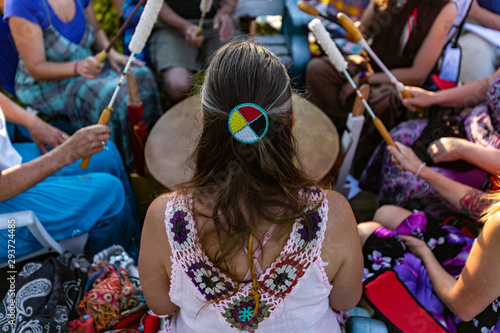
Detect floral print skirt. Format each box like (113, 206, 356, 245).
(362, 212, 500, 332)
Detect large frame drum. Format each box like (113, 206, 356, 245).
(145, 94, 339, 191)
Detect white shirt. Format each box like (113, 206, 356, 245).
(0, 107, 22, 172)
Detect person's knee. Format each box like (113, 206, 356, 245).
(163, 68, 193, 102)
(358, 222, 382, 247)
(373, 205, 399, 224)
(373, 205, 412, 229)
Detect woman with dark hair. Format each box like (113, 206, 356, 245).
(306, 0, 457, 168)
(139, 41, 363, 332)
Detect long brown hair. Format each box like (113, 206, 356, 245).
(178, 41, 318, 275)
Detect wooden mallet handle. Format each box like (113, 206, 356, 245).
(373, 117, 397, 148)
(401, 88, 424, 116)
(94, 0, 147, 63)
(80, 107, 113, 169)
(298, 1, 340, 24)
(337, 13, 362, 42)
(95, 50, 108, 63)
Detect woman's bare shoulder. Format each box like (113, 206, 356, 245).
(322, 189, 358, 243)
(144, 192, 177, 231)
(324, 189, 355, 222)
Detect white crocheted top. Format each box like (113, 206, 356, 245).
(160, 188, 341, 333)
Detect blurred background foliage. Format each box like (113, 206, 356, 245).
(92, 0, 123, 53)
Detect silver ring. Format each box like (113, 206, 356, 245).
(101, 141, 106, 147)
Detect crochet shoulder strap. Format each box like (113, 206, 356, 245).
(283, 187, 329, 257)
(164, 192, 197, 255)
(163, 192, 236, 301)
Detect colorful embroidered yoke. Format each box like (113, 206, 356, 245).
(163, 189, 341, 332)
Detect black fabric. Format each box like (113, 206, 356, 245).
(0, 252, 89, 332)
(411, 108, 475, 172)
(166, 0, 219, 20)
(368, 0, 449, 71)
(249, 116, 267, 137)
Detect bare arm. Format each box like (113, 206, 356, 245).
(157, 2, 204, 48)
(85, 4, 144, 72)
(388, 142, 493, 219)
(0, 92, 68, 153)
(139, 195, 179, 315)
(403, 68, 499, 111)
(9, 15, 104, 80)
(322, 191, 364, 311)
(428, 138, 500, 176)
(157, 1, 190, 32)
(85, 3, 107, 53)
(213, 0, 237, 42)
(402, 211, 500, 321)
(0, 123, 109, 201)
(469, 0, 500, 31)
(110, 0, 124, 18)
(367, 2, 457, 86)
(9, 17, 81, 81)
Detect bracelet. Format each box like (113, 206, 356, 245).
(415, 162, 426, 178)
(74, 60, 80, 76)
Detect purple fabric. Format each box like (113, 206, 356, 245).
(393, 252, 446, 325)
(363, 212, 499, 332)
(465, 76, 500, 148)
(4, 0, 90, 44)
(360, 77, 500, 221)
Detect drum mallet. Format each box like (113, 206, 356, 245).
(308, 18, 397, 148)
(336, 12, 424, 116)
(81, 0, 163, 169)
(194, 0, 214, 36)
(95, 0, 147, 62)
(297, 1, 340, 24)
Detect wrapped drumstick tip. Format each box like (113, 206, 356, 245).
(336, 12, 423, 115)
(129, 0, 163, 55)
(194, 0, 214, 36)
(81, 0, 163, 169)
(308, 18, 397, 148)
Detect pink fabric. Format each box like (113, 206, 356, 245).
(242, 224, 277, 281)
(162, 189, 342, 332)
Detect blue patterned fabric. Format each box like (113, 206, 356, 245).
(11, 0, 162, 167)
(0, 141, 140, 262)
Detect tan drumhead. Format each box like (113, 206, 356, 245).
(145, 94, 339, 190)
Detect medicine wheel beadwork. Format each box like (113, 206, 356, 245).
(228, 103, 269, 144)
